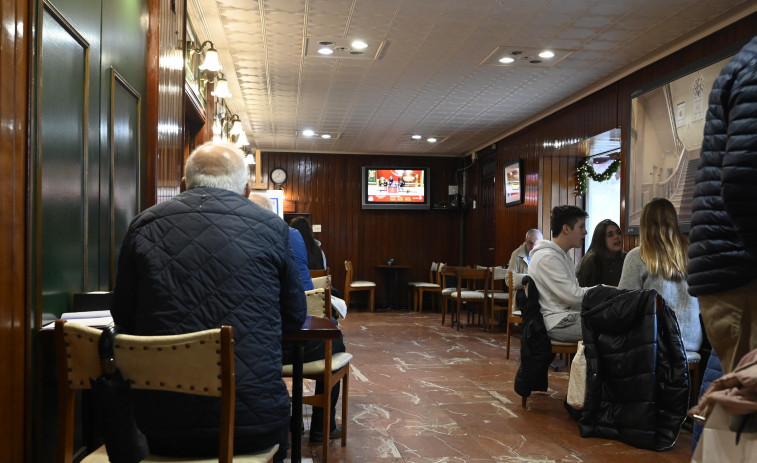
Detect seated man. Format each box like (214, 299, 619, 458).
(527, 205, 595, 342)
(112, 141, 306, 463)
(508, 228, 543, 290)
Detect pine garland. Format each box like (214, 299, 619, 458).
(574, 159, 620, 196)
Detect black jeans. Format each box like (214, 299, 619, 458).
(282, 335, 347, 432)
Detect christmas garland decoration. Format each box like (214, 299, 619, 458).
(574, 159, 620, 196)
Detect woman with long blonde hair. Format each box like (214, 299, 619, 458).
(618, 198, 702, 357)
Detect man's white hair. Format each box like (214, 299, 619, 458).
(525, 229, 543, 240)
(185, 141, 249, 194)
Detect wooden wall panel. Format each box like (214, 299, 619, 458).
(0, 1, 30, 461)
(263, 152, 460, 304)
(492, 13, 757, 262)
(148, 0, 185, 206)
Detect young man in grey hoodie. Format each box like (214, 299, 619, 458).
(528, 205, 596, 342)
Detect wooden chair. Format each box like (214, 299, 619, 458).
(410, 262, 444, 312)
(54, 320, 278, 463)
(505, 271, 523, 359)
(309, 268, 330, 279)
(448, 267, 490, 330)
(282, 287, 352, 462)
(483, 266, 509, 330)
(439, 265, 462, 326)
(343, 260, 375, 312)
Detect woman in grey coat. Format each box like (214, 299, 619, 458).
(618, 198, 702, 358)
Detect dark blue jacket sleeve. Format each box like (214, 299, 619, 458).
(289, 227, 314, 290)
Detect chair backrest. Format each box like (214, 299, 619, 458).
(440, 265, 461, 288)
(434, 263, 446, 285)
(305, 286, 332, 318)
(456, 267, 490, 294)
(344, 260, 354, 288)
(310, 268, 330, 278)
(54, 320, 235, 463)
(428, 262, 439, 281)
(311, 275, 331, 290)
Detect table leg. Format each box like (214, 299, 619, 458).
(291, 343, 304, 463)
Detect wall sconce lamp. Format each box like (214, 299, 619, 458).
(194, 40, 223, 72)
(228, 114, 243, 136)
(211, 72, 232, 99)
(236, 132, 249, 148)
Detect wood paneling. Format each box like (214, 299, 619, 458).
(261, 152, 460, 304)
(148, 0, 186, 206)
(492, 13, 757, 261)
(0, 1, 30, 461)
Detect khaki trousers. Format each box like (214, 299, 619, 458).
(697, 277, 757, 374)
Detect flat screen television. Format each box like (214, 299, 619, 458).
(361, 166, 431, 210)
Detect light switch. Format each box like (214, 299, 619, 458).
(312, 224, 322, 233)
(448, 185, 458, 195)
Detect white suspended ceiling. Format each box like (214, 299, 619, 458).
(188, 0, 757, 157)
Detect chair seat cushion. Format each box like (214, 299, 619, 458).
(83, 443, 280, 463)
(450, 291, 485, 300)
(550, 340, 577, 347)
(350, 281, 376, 288)
(686, 351, 701, 363)
(441, 287, 456, 295)
(487, 292, 509, 300)
(415, 283, 440, 288)
(512, 310, 522, 317)
(282, 352, 353, 376)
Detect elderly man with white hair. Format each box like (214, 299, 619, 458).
(112, 141, 306, 462)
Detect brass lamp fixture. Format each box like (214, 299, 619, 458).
(211, 72, 232, 99)
(193, 40, 223, 72)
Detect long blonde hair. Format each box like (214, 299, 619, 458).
(639, 198, 688, 281)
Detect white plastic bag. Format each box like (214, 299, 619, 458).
(692, 403, 757, 463)
(567, 340, 586, 410)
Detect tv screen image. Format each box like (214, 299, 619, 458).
(362, 167, 431, 210)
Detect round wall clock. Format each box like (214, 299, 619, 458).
(270, 167, 287, 185)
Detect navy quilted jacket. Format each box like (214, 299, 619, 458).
(688, 36, 757, 296)
(112, 187, 306, 443)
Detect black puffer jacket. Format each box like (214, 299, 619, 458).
(579, 286, 689, 451)
(513, 276, 555, 399)
(688, 35, 757, 296)
(112, 188, 307, 447)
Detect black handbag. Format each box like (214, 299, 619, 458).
(90, 325, 150, 463)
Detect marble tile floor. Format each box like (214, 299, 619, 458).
(288, 311, 693, 463)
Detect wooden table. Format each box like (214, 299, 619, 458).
(283, 315, 342, 463)
(374, 264, 411, 311)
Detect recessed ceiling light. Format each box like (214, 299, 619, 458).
(411, 134, 422, 140)
(320, 134, 331, 139)
(318, 47, 334, 55)
(351, 40, 368, 50)
(302, 129, 315, 137)
(427, 137, 437, 143)
(539, 50, 555, 58)
(499, 57, 515, 64)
